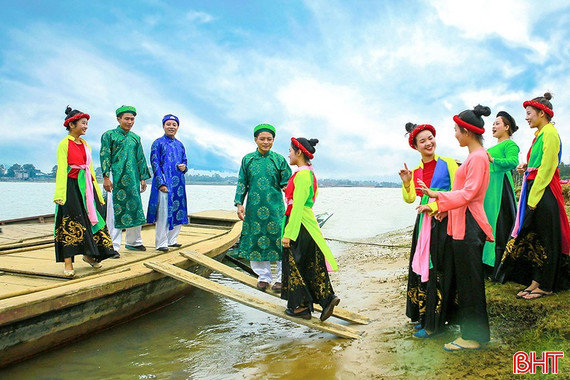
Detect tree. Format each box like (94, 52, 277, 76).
(6, 164, 22, 177)
(22, 164, 38, 178)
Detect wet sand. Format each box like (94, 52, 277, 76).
(250, 227, 513, 379)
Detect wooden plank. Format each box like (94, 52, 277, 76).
(180, 251, 370, 325)
(144, 261, 360, 339)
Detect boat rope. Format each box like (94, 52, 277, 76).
(324, 237, 410, 248)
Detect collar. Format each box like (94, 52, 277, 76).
(66, 134, 85, 144)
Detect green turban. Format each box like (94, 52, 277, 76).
(116, 105, 137, 117)
(253, 123, 276, 137)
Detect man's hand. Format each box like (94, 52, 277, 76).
(177, 163, 186, 172)
(236, 204, 245, 221)
(103, 176, 113, 192)
(282, 237, 291, 248)
(140, 180, 147, 193)
(159, 185, 168, 193)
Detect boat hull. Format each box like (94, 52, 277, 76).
(0, 210, 241, 368)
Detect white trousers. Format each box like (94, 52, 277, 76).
(250, 261, 282, 283)
(105, 191, 143, 252)
(155, 191, 182, 249)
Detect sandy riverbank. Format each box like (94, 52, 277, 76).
(248, 226, 568, 379)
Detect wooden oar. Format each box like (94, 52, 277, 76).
(145, 261, 360, 339)
(180, 251, 370, 325)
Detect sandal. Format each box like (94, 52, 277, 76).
(443, 341, 481, 351)
(63, 269, 75, 278)
(515, 288, 533, 299)
(83, 256, 102, 269)
(320, 295, 340, 322)
(285, 307, 312, 320)
(523, 291, 553, 300)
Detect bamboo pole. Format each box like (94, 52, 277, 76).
(180, 251, 370, 325)
(145, 261, 360, 339)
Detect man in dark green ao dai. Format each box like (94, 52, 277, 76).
(234, 124, 292, 291)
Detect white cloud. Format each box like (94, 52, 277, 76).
(186, 10, 214, 24)
(430, 0, 549, 58)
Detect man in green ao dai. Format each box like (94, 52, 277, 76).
(234, 124, 292, 291)
(100, 105, 151, 254)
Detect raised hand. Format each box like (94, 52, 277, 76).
(399, 163, 412, 185)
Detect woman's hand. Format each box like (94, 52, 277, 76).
(416, 205, 432, 214)
(417, 179, 438, 199)
(435, 211, 448, 221)
(140, 180, 147, 193)
(178, 163, 186, 172)
(517, 163, 527, 174)
(398, 163, 412, 188)
(159, 185, 168, 193)
(486, 151, 494, 163)
(282, 237, 291, 248)
(54, 199, 64, 206)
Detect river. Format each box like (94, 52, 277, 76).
(0, 183, 417, 379)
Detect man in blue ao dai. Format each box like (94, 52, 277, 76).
(147, 114, 189, 251)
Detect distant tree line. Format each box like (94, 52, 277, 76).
(5, 161, 569, 185)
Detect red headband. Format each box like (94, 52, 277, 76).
(64, 113, 90, 127)
(453, 115, 485, 135)
(408, 124, 436, 149)
(523, 100, 554, 118)
(291, 137, 314, 159)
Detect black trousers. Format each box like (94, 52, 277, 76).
(451, 210, 490, 343)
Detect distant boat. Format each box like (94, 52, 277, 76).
(0, 210, 241, 368)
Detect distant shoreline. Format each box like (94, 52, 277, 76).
(0, 177, 401, 188)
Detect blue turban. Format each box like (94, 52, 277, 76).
(162, 114, 179, 125)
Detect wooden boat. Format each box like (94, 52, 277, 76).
(0, 210, 241, 368)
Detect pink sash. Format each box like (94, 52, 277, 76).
(70, 145, 98, 225)
(411, 198, 434, 282)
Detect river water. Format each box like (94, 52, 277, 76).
(0, 183, 416, 379)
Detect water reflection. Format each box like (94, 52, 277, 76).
(1, 272, 349, 379)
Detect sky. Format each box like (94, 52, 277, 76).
(1, 0, 570, 181)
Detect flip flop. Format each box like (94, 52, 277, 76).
(515, 288, 533, 299)
(523, 291, 553, 300)
(443, 341, 480, 351)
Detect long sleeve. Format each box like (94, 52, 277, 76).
(136, 137, 151, 181)
(84, 140, 105, 204)
(234, 156, 249, 205)
(150, 140, 166, 188)
(402, 175, 416, 204)
(100, 131, 112, 177)
(279, 156, 292, 188)
(491, 141, 519, 171)
(180, 142, 188, 173)
(437, 154, 488, 212)
(54, 139, 69, 203)
(528, 129, 560, 208)
(283, 170, 311, 241)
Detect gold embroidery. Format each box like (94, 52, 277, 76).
(504, 233, 547, 267)
(93, 229, 114, 249)
(55, 216, 86, 246)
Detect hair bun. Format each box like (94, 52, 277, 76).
(65, 105, 73, 116)
(473, 104, 491, 117)
(308, 138, 319, 147)
(405, 122, 417, 134)
(544, 92, 553, 100)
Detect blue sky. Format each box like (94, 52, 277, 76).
(1, 0, 570, 181)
